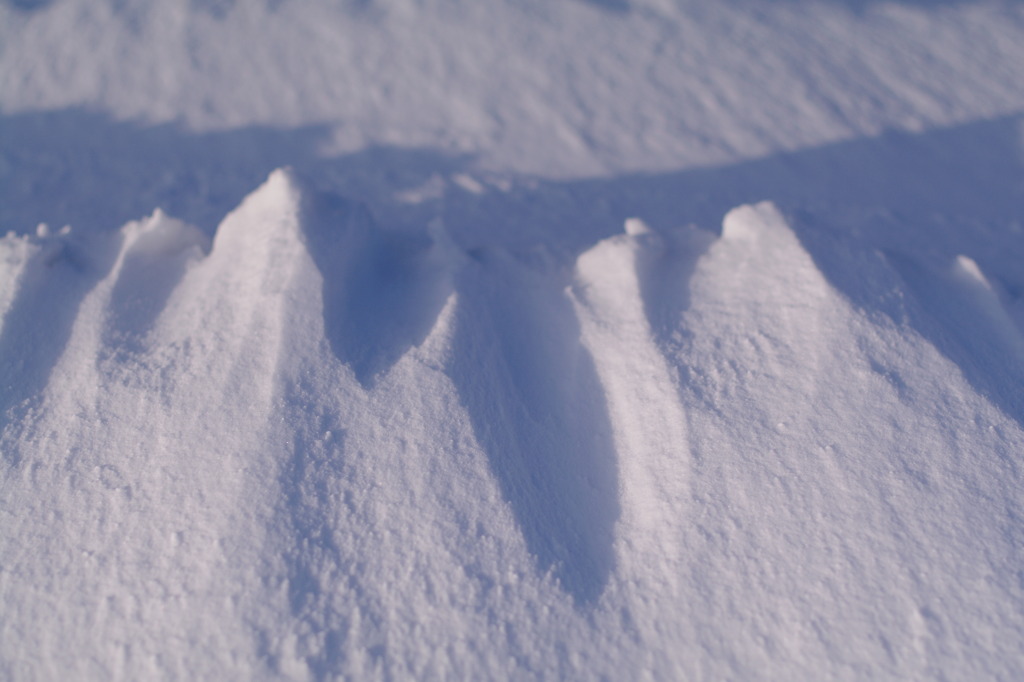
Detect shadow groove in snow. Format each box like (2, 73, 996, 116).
(298, 185, 453, 387)
(886, 252, 1024, 427)
(632, 224, 716, 352)
(447, 251, 620, 606)
(102, 212, 209, 358)
(0, 234, 119, 446)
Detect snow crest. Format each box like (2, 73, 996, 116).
(1, 175, 1023, 680)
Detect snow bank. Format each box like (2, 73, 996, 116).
(2, 174, 1022, 679)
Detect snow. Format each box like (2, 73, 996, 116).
(2, 0, 1024, 679)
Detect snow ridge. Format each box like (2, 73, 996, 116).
(1, 173, 1023, 679)
(571, 221, 690, 593)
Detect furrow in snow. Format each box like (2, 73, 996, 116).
(445, 248, 620, 606)
(248, 182, 471, 678)
(886, 250, 1024, 427)
(100, 210, 208, 360)
(299, 195, 455, 388)
(0, 226, 120, 442)
(256, 187, 609, 677)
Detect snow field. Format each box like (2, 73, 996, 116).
(2, 0, 1024, 678)
(4, 0, 1024, 177)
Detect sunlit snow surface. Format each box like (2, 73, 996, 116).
(2, 0, 1024, 679)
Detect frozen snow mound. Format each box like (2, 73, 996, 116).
(1, 173, 1022, 680)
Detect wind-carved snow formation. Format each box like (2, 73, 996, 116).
(1, 169, 1022, 679)
(2, 0, 1024, 677)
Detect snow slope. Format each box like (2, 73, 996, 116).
(1, 0, 1024, 679)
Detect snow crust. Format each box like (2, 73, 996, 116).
(2, 0, 1024, 679)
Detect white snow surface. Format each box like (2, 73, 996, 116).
(2, 0, 1024, 679)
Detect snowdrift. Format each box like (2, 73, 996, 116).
(2, 170, 1022, 679)
(3, 0, 1024, 677)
